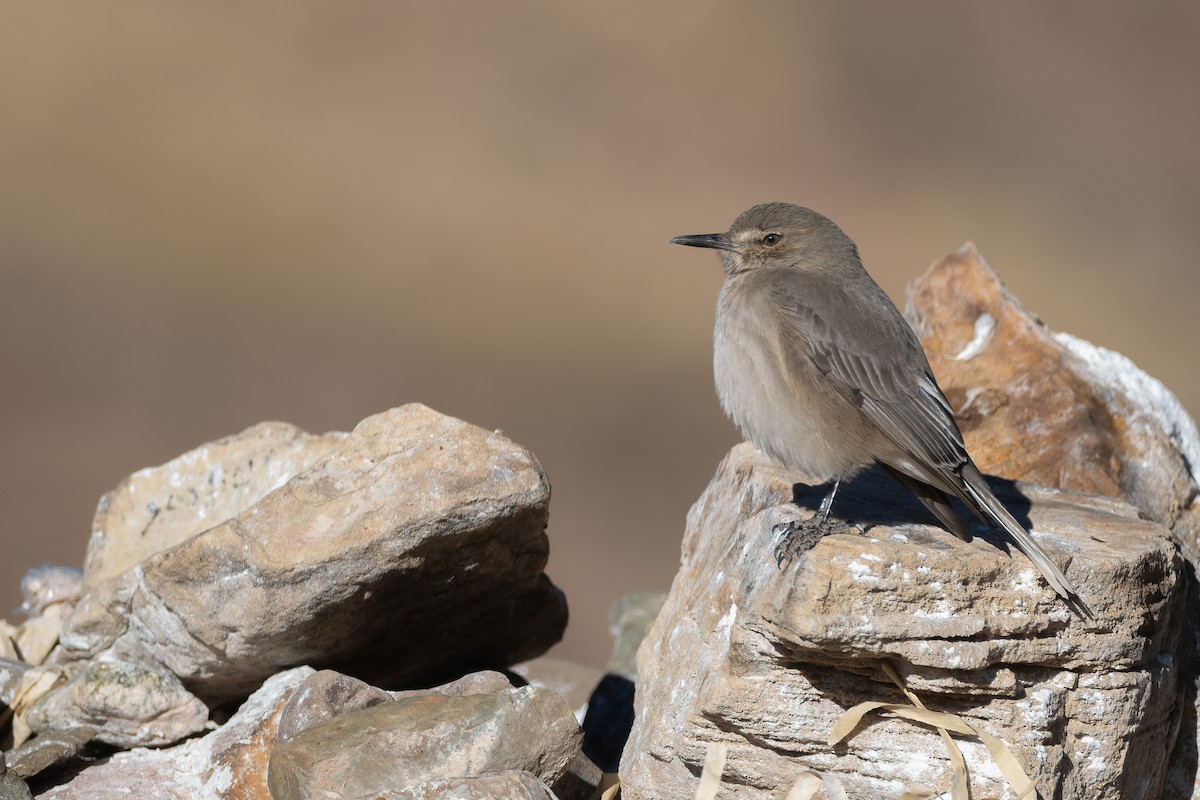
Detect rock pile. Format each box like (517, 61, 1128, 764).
(620, 246, 1200, 800)
(1, 405, 598, 799)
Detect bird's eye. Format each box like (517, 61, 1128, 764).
(762, 233, 782, 246)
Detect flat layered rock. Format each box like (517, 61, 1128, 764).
(620, 445, 1185, 800)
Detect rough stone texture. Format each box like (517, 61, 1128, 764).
(54, 405, 567, 705)
(906, 246, 1200, 799)
(0, 753, 33, 800)
(6, 727, 94, 782)
(19, 568, 83, 619)
(276, 670, 392, 743)
(25, 658, 209, 748)
(620, 445, 1186, 800)
(510, 657, 604, 722)
(376, 771, 558, 800)
(83, 422, 346, 592)
(277, 669, 516, 743)
(392, 669, 516, 702)
(34, 666, 313, 800)
(268, 685, 596, 800)
(905, 244, 1199, 527)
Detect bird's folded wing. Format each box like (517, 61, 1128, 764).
(775, 295, 969, 475)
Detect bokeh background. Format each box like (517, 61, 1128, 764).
(2, 3, 1198, 668)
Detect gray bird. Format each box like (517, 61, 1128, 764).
(672, 202, 1085, 612)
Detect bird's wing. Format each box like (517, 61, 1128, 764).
(769, 278, 1085, 610)
(771, 282, 969, 477)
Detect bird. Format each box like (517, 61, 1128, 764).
(671, 202, 1086, 614)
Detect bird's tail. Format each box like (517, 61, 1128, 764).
(958, 464, 1091, 618)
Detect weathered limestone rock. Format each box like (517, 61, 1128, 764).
(620, 445, 1185, 800)
(392, 669, 516, 702)
(277, 668, 516, 743)
(83, 423, 347, 592)
(268, 685, 599, 800)
(0, 753, 32, 800)
(0, 567, 82, 670)
(907, 246, 1200, 799)
(24, 658, 209, 749)
(35, 666, 313, 800)
(54, 405, 567, 705)
(275, 670, 393, 743)
(510, 657, 604, 722)
(905, 244, 1199, 527)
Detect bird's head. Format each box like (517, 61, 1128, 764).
(671, 202, 858, 275)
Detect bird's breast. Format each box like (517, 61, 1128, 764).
(713, 278, 878, 480)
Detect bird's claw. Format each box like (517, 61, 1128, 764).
(772, 517, 856, 569)
(772, 519, 826, 569)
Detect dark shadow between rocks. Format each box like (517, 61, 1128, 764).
(1165, 567, 1199, 797)
(580, 674, 635, 773)
(789, 465, 1035, 559)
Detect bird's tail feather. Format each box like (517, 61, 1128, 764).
(958, 464, 1091, 617)
(879, 463, 971, 541)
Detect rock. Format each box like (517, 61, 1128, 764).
(82, 422, 346, 592)
(376, 771, 558, 800)
(55, 405, 567, 705)
(905, 244, 1200, 528)
(25, 658, 209, 749)
(19, 568, 83, 619)
(5, 726, 94, 782)
(392, 669, 516, 702)
(620, 445, 1186, 800)
(509, 658, 603, 722)
(1164, 573, 1200, 800)
(2, 567, 83, 669)
(268, 685, 599, 800)
(276, 670, 392, 743)
(278, 669, 515, 743)
(0, 753, 33, 800)
(906, 245, 1200, 798)
(34, 666, 314, 800)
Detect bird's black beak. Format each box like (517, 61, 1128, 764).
(670, 233, 738, 252)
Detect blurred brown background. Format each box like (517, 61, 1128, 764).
(1, 3, 1197, 668)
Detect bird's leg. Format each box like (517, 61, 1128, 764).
(772, 480, 842, 569)
(814, 479, 840, 525)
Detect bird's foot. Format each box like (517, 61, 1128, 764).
(772, 517, 848, 569)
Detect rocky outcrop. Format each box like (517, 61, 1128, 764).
(55, 404, 566, 705)
(620, 445, 1184, 799)
(1, 404, 587, 797)
(622, 248, 1198, 800)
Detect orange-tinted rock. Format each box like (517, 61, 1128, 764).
(904, 244, 1196, 527)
